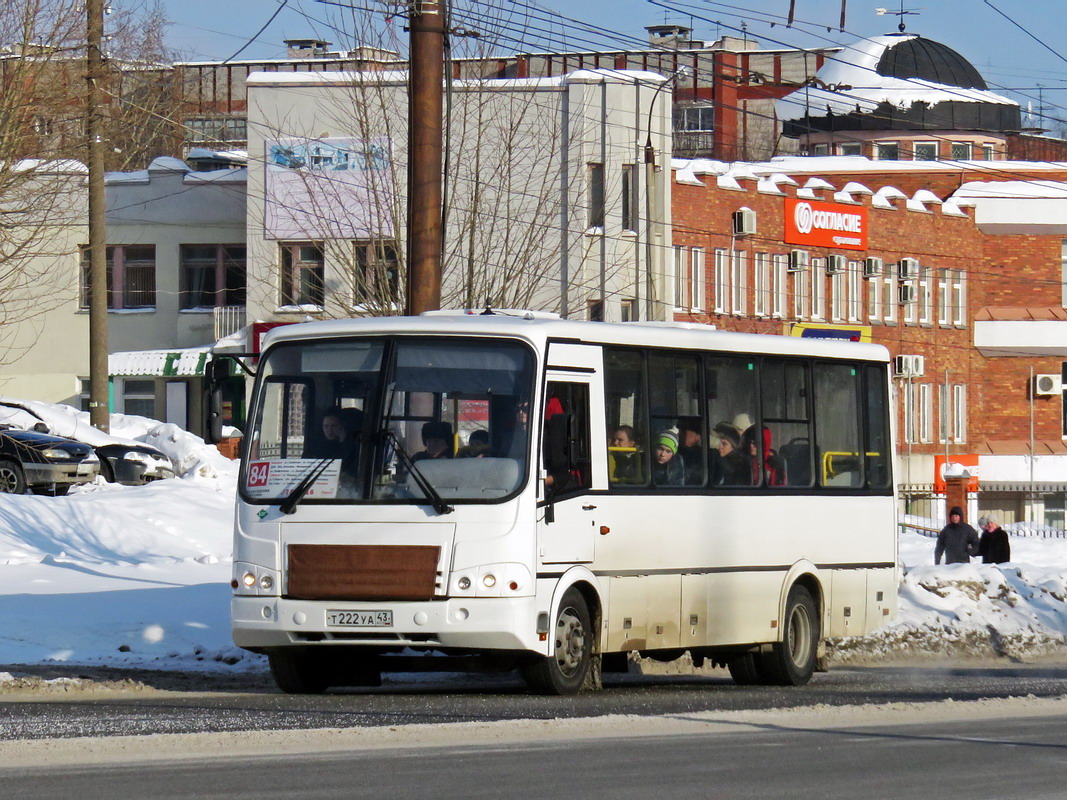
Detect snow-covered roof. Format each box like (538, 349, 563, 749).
(246, 68, 668, 90)
(776, 34, 1017, 122)
(951, 180, 1067, 200)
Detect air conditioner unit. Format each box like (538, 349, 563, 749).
(826, 254, 847, 275)
(1035, 373, 1062, 396)
(863, 257, 883, 278)
(893, 354, 926, 377)
(788, 250, 809, 272)
(898, 257, 920, 281)
(732, 207, 756, 237)
(898, 283, 917, 305)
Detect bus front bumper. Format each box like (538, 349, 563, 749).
(231, 595, 541, 653)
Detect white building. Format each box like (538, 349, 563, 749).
(242, 68, 675, 326)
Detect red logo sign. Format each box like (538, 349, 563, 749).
(247, 461, 271, 487)
(784, 198, 868, 251)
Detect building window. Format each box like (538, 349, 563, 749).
(918, 267, 933, 325)
(937, 269, 951, 327)
(731, 250, 747, 316)
(588, 163, 605, 229)
(620, 298, 636, 321)
(352, 240, 400, 306)
(952, 271, 966, 327)
(279, 242, 325, 307)
(771, 254, 786, 318)
(913, 141, 937, 160)
(587, 299, 604, 321)
(673, 246, 686, 309)
(793, 264, 810, 321)
(180, 245, 246, 309)
(673, 104, 714, 132)
(80, 245, 156, 310)
(690, 247, 705, 311)
(714, 248, 729, 314)
(876, 142, 899, 160)
(810, 258, 826, 321)
(951, 141, 971, 160)
(811, 143, 830, 156)
(187, 117, 247, 142)
(839, 142, 861, 156)
(919, 383, 933, 443)
(830, 264, 846, 321)
(121, 378, 155, 417)
(881, 262, 897, 324)
(953, 384, 967, 443)
(621, 164, 637, 232)
(981, 143, 995, 160)
(754, 252, 770, 317)
(903, 382, 932, 444)
(847, 260, 863, 322)
(903, 270, 919, 326)
(78, 378, 91, 413)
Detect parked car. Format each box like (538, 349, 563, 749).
(0, 425, 100, 495)
(95, 442, 176, 485)
(0, 400, 177, 487)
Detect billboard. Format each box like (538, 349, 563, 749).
(264, 137, 395, 240)
(784, 198, 868, 251)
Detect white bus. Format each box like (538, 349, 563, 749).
(230, 313, 897, 694)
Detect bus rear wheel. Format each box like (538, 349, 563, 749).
(269, 650, 330, 694)
(760, 585, 819, 686)
(522, 588, 592, 695)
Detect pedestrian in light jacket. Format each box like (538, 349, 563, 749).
(977, 516, 1011, 564)
(934, 506, 980, 565)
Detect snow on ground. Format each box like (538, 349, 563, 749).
(1, 400, 1066, 675)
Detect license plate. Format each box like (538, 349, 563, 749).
(326, 609, 392, 627)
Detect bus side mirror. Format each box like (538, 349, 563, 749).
(205, 357, 229, 444)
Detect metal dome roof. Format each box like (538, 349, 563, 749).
(876, 34, 988, 90)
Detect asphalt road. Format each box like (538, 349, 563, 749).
(4, 661, 1067, 740)
(4, 711, 1067, 799)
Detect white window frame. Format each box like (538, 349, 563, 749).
(919, 383, 933, 443)
(952, 271, 966, 327)
(882, 262, 897, 324)
(793, 264, 810, 321)
(913, 141, 938, 160)
(937, 269, 951, 327)
(754, 252, 769, 317)
(903, 381, 916, 444)
(830, 264, 846, 321)
(810, 257, 826, 321)
(876, 141, 900, 160)
(771, 254, 786, 318)
(903, 271, 919, 326)
(847, 260, 863, 322)
(731, 249, 747, 316)
(714, 248, 729, 314)
(673, 246, 686, 309)
(868, 263, 882, 323)
(938, 384, 949, 445)
(690, 247, 705, 311)
(953, 384, 967, 443)
(839, 142, 861, 156)
(918, 267, 933, 325)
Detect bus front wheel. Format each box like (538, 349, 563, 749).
(522, 588, 593, 695)
(760, 585, 819, 686)
(269, 650, 330, 694)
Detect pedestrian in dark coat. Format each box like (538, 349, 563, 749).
(934, 506, 980, 565)
(977, 516, 1011, 564)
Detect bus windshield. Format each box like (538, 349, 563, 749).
(241, 336, 535, 505)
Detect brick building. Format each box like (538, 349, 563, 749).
(669, 158, 1067, 527)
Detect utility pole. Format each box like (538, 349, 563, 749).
(86, 0, 109, 432)
(405, 1, 444, 316)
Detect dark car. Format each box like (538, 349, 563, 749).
(0, 426, 100, 495)
(95, 442, 177, 485)
(0, 401, 177, 487)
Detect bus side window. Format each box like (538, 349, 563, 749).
(604, 349, 649, 487)
(705, 355, 759, 487)
(762, 359, 811, 487)
(864, 365, 892, 489)
(543, 382, 591, 497)
(814, 363, 862, 487)
(649, 352, 704, 488)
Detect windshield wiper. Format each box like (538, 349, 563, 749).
(279, 456, 335, 515)
(381, 428, 453, 515)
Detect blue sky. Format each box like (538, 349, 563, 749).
(160, 1, 1067, 117)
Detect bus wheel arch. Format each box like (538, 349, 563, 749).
(762, 579, 821, 686)
(523, 577, 602, 694)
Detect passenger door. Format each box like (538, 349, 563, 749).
(537, 345, 606, 565)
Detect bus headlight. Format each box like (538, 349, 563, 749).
(457, 576, 471, 590)
(482, 574, 497, 588)
(259, 575, 274, 590)
(241, 572, 256, 588)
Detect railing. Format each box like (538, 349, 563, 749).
(214, 305, 247, 340)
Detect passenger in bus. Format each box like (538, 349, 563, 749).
(458, 429, 490, 458)
(306, 406, 358, 461)
(713, 422, 751, 486)
(609, 425, 640, 483)
(652, 429, 685, 486)
(740, 424, 785, 486)
(412, 421, 455, 462)
(676, 417, 705, 486)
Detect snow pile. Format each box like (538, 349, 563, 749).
(827, 528, 1067, 663)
